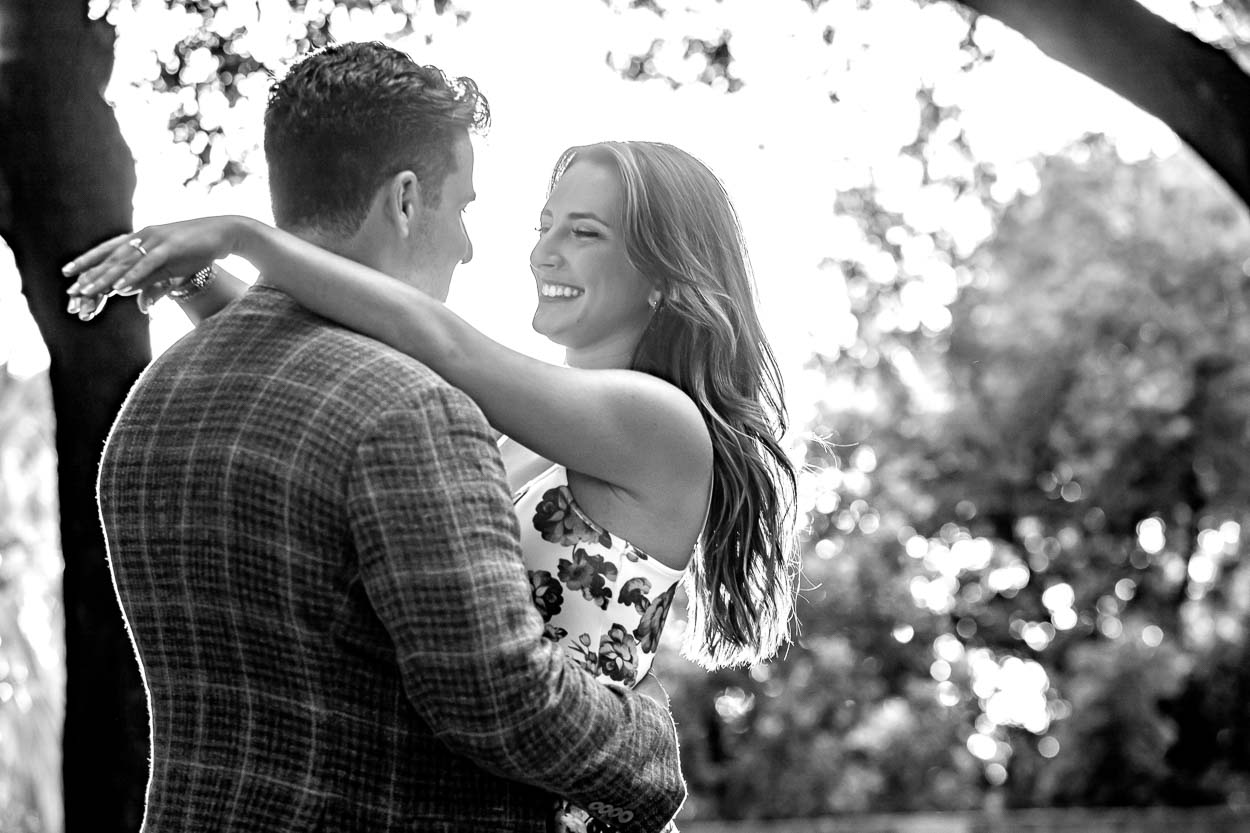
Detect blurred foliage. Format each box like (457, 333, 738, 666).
(0, 371, 63, 833)
(1181, 0, 1250, 69)
(659, 133, 1250, 820)
(598, 0, 1250, 102)
(96, 0, 471, 186)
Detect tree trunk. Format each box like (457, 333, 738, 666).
(955, 0, 1250, 211)
(0, 1, 151, 831)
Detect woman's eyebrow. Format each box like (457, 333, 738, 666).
(538, 208, 612, 225)
(567, 211, 610, 225)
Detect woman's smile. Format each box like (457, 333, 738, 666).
(538, 279, 585, 300)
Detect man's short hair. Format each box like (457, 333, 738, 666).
(264, 41, 489, 237)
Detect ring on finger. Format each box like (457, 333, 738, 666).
(127, 237, 149, 257)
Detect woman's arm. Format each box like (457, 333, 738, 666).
(226, 220, 712, 499)
(65, 215, 712, 498)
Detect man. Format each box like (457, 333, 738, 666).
(92, 42, 684, 832)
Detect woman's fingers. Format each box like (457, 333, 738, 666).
(81, 295, 106, 321)
(113, 241, 178, 293)
(67, 278, 174, 320)
(74, 232, 180, 297)
(70, 293, 108, 321)
(69, 236, 145, 296)
(63, 232, 135, 285)
(64, 231, 164, 320)
(74, 262, 120, 297)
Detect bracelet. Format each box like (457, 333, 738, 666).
(170, 264, 216, 300)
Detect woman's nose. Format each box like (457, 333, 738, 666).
(530, 234, 560, 270)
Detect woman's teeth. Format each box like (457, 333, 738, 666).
(540, 282, 584, 299)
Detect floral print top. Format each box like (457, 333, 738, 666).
(514, 464, 686, 687)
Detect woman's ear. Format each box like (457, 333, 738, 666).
(647, 288, 663, 310)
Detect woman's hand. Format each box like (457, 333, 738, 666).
(63, 216, 253, 319)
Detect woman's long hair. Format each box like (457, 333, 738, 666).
(550, 141, 800, 669)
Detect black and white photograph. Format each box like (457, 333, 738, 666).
(2, 1, 1250, 832)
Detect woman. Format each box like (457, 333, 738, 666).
(67, 140, 798, 829)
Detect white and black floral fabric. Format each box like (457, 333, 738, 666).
(513, 464, 688, 833)
(515, 468, 684, 688)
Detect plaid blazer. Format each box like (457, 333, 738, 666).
(98, 286, 685, 833)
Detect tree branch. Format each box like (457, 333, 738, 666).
(955, 0, 1250, 210)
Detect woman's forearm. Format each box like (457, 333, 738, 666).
(232, 220, 488, 392)
(227, 220, 706, 496)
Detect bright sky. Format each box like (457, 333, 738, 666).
(2, 0, 1181, 435)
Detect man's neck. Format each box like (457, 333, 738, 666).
(296, 228, 363, 264)
(262, 223, 429, 297)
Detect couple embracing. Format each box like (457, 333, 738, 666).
(66, 41, 797, 833)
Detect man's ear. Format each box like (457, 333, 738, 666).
(385, 170, 422, 236)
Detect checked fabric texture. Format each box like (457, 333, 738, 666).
(98, 286, 685, 833)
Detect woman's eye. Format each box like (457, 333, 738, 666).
(572, 227, 599, 238)
(535, 226, 549, 236)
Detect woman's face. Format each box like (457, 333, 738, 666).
(530, 159, 656, 368)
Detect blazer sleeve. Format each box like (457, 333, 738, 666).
(346, 383, 686, 833)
